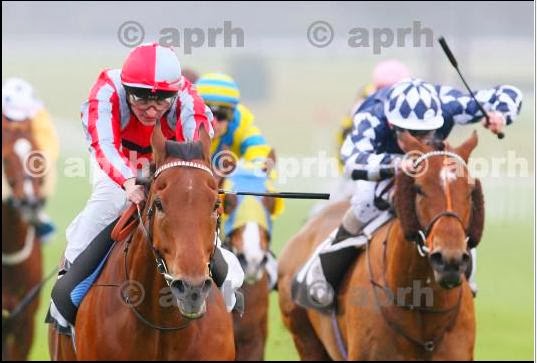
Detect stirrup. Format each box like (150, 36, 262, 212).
(291, 275, 335, 315)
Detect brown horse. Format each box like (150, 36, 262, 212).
(221, 164, 280, 360)
(48, 125, 235, 360)
(2, 116, 44, 360)
(278, 131, 484, 360)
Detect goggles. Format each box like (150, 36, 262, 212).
(208, 104, 234, 122)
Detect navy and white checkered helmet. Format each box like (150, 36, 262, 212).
(384, 78, 444, 130)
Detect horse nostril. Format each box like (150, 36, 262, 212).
(238, 253, 247, 269)
(462, 252, 471, 265)
(172, 280, 185, 294)
(202, 278, 212, 293)
(430, 252, 444, 270)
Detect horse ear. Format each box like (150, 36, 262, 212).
(198, 123, 211, 163)
(397, 131, 427, 154)
(151, 121, 167, 167)
(455, 130, 478, 163)
(266, 148, 276, 172)
(467, 178, 485, 248)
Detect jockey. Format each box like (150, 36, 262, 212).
(2, 77, 60, 242)
(332, 60, 411, 202)
(195, 73, 273, 168)
(47, 43, 245, 332)
(295, 78, 523, 311)
(195, 72, 281, 289)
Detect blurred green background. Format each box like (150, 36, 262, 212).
(2, 1, 534, 360)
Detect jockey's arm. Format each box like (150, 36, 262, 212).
(175, 78, 214, 142)
(234, 105, 272, 168)
(436, 84, 523, 129)
(341, 112, 402, 181)
(81, 73, 136, 187)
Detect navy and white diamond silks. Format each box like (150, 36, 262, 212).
(340, 80, 523, 182)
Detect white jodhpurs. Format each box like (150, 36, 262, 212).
(64, 157, 128, 263)
(349, 178, 393, 227)
(217, 243, 245, 311)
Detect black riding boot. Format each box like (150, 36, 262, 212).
(46, 218, 118, 327)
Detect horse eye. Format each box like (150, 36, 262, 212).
(154, 198, 164, 212)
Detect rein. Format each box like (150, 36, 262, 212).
(121, 160, 217, 332)
(363, 151, 469, 353)
(411, 151, 470, 257)
(366, 222, 463, 353)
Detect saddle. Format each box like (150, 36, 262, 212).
(292, 211, 394, 313)
(111, 203, 139, 242)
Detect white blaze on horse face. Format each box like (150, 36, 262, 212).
(13, 138, 32, 159)
(242, 222, 264, 269)
(23, 179, 34, 199)
(13, 138, 35, 198)
(440, 165, 457, 188)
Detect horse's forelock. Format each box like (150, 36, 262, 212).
(165, 140, 206, 162)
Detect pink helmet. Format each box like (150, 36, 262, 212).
(120, 42, 182, 92)
(372, 60, 411, 90)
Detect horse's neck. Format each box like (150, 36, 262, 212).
(385, 221, 461, 309)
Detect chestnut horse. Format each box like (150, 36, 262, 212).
(278, 131, 484, 360)
(221, 164, 280, 360)
(48, 125, 235, 360)
(2, 117, 44, 360)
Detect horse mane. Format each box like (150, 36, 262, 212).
(165, 140, 205, 161)
(468, 179, 484, 248)
(393, 172, 420, 241)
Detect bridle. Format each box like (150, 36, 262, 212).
(411, 151, 470, 258)
(122, 160, 218, 331)
(362, 150, 471, 354)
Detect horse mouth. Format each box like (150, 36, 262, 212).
(434, 271, 463, 289)
(176, 299, 207, 319)
(244, 267, 264, 285)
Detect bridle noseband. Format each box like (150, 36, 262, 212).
(123, 160, 218, 331)
(135, 160, 217, 287)
(411, 151, 470, 257)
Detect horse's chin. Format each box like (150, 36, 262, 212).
(177, 299, 207, 319)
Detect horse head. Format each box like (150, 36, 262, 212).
(221, 162, 282, 284)
(145, 123, 219, 319)
(394, 130, 484, 289)
(2, 116, 44, 221)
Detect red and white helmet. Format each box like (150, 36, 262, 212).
(120, 42, 182, 92)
